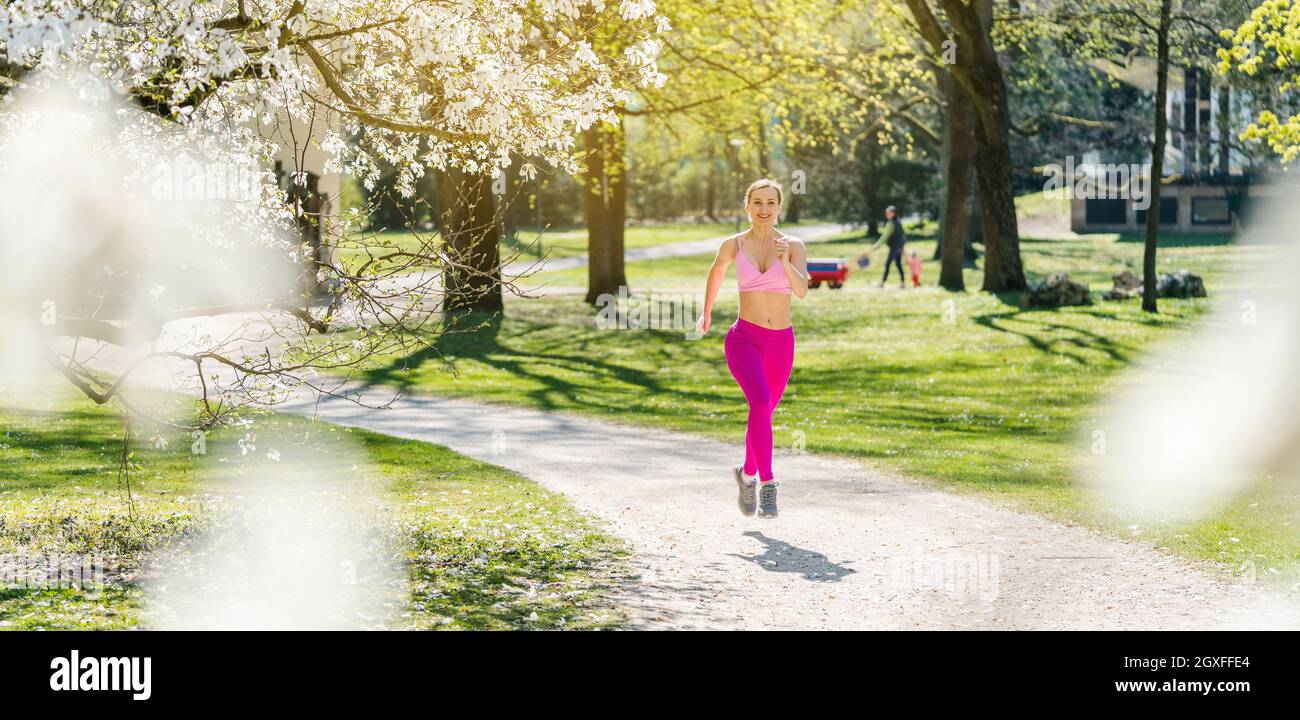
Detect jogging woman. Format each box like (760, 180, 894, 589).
(695, 179, 808, 518)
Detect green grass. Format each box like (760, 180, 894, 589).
(0, 391, 627, 630)
(350, 225, 1299, 586)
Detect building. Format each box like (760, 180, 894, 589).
(1070, 58, 1276, 235)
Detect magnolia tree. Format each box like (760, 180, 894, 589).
(0, 0, 668, 430)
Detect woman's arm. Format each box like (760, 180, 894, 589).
(696, 236, 736, 334)
(780, 238, 809, 299)
(870, 222, 894, 251)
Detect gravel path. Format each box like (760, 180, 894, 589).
(279, 390, 1300, 630)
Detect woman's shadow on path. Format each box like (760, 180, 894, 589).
(728, 531, 856, 582)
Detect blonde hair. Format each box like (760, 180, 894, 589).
(743, 178, 784, 209)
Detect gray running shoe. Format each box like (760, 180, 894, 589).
(758, 481, 779, 518)
(733, 465, 756, 516)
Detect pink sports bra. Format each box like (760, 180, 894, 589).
(735, 234, 792, 294)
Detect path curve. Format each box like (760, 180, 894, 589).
(279, 390, 1300, 630)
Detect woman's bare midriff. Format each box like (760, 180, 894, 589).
(738, 291, 792, 330)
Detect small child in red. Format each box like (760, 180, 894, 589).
(906, 250, 922, 288)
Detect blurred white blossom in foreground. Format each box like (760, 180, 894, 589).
(1082, 186, 1300, 522)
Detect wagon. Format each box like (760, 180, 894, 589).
(806, 258, 849, 289)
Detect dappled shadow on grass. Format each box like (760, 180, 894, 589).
(987, 291, 1197, 321)
(361, 309, 658, 406)
(358, 307, 737, 414)
(0, 406, 128, 492)
(972, 308, 1138, 364)
(354, 294, 1136, 456)
(790, 358, 1096, 446)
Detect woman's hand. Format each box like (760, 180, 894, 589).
(775, 236, 790, 264)
(695, 314, 711, 335)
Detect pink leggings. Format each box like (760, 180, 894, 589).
(724, 318, 795, 481)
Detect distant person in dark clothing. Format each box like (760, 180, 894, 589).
(870, 205, 906, 288)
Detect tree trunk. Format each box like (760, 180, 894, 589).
(436, 166, 503, 319)
(786, 193, 802, 224)
(863, 145, 880, 237)
(965, 189, 983, 260)
(500, 162, 517, 249)
(965, 0, 1024, 293)
(756, 117, 769, 177)
(912, 0, 1025, 292)
(945, 188, 983, 268)
(934, 89, 947, 265)
(583, 119, 629, 304)
(1217, 82, 1231, 174)
(609, 122, 628, 289)
(285, 169, 325, 300)
(972, 97, 1025, 293)
(1142, 0, 1172, 314)
(582, 123, 610, 302)
(706, 154, 718, 221)
(934, 188, 980, 264)
(938, 70, 974, 290)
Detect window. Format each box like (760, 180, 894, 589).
(1192, 196, 1231, 225)
(1135, 197, 1179, 226)
(1085, 198, 1127, 225)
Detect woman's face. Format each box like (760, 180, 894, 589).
(747, 187, 781, 228)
